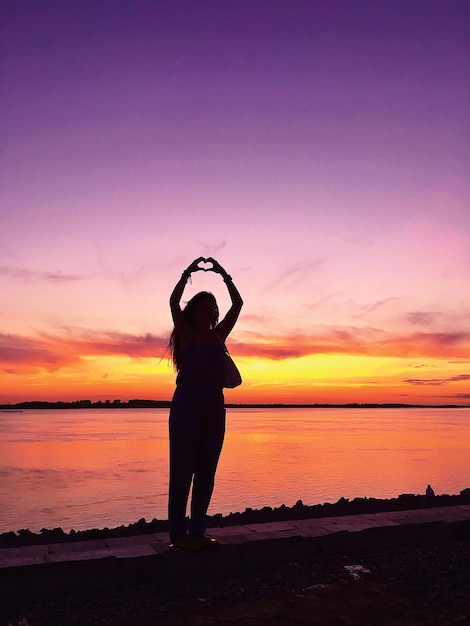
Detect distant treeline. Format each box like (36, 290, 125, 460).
(0, 400, 466, 410)
(0, 399, 171, 410)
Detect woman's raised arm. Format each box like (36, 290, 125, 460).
(169, 257, 205, 343)
(207, 257, 243, 341)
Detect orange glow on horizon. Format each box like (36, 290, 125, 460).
(1, 353, 468, 406)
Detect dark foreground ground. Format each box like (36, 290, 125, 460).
(2, 492, 470, 626)
(3, 537, 470, 626)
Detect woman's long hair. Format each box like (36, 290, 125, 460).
(168, 291, 219, 370)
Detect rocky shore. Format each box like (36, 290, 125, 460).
(2, 489, 470, 549)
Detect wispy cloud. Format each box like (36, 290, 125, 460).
(409, 363, 437, 369)
(408, 361, 438, 370)
(194, 240, 226, 256)
(1, 326, 470, 375)
(405, 311, 440, 326)
(380, 331, 470, 358)
(404, 374, 470, 387)
(0, 330, 169, 374)
(0, 266, 84, 283)
(449, 374, 470, 382)
(59, 329, 168, 358)
(267, 258, 325, 288)
(233, 327, 470, 360)
(0, 333, 80, 373)
(357, 297, 398, 316)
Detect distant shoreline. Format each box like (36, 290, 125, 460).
(1, 400, 469, 410)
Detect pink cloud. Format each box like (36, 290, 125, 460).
(57, 330, 168, 358)
(133, 326, 469, 361)
(0, 330, 169, 374)
(0, 266, 84, 282)
(232, 328, 470, 360)
(0, 333, 80, 372)
(1, 325, 469, 376)
(403, 376, 470, 387)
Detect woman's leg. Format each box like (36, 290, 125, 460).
(190, 403, 226, 537)
(168, 399, 199, 541)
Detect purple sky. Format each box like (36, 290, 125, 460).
(1, 1, 469, 403)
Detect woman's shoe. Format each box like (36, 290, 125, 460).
(193, 534, 221, 549)
(170, 535, 204, 551)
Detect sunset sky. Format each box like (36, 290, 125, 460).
(1, 1, 469, 405)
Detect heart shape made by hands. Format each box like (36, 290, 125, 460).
(197, 258, 214, 272)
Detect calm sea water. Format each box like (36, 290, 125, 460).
(0, 407, 469, 533)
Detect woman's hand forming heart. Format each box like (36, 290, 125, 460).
(205, 257, 228, 278)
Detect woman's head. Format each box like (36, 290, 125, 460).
(184, 291, 219, 330)
(168, 291, 219, 369)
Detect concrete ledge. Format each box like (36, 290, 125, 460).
(1, 505, 469, 604)
(239, 535, 304, 571)
(1, 557, 119, 603)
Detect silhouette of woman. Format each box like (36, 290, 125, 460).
(168, 257, 243, 550)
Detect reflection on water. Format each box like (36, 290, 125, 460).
(0, 407, 469, 533)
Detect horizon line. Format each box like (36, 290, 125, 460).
(1, 399, 469, 410)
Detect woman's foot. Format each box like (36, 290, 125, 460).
(170, 535, 204, 552)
